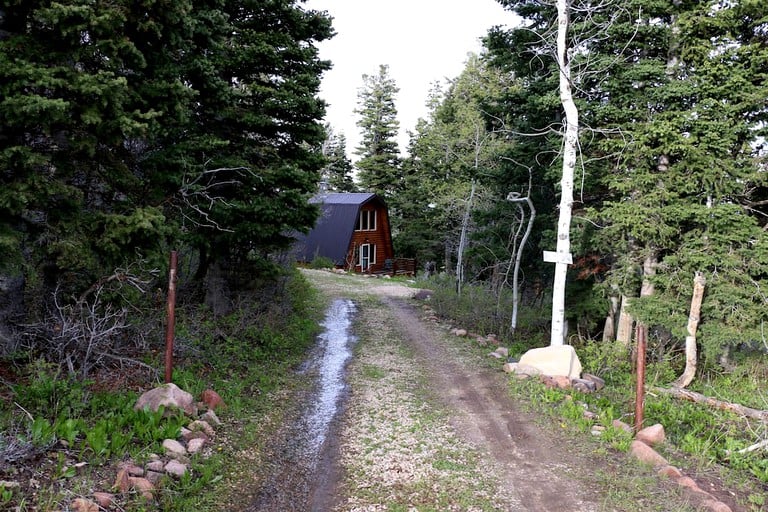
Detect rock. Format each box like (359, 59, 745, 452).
(488, 351, 503, 359)
(700, 500, 732, 512)
(581, 373, 606, 390)
(201, 389, 225, 410)
(453, 328, 467, 337)
(582, 410, 598, 420)
(71, 498, 99, 512)
(145, 470, 164, 485)
(503, 362, 541, 377)
(636, 423, 666, 447)
(181, 429, 209, 443)
(572, 379, 597, 393)
(676, 476, 703, 492)
(612, 419, 633, 433)
(117, 461, 144, 476)
(187, 437, 206, 454)
(657, 465, 683, 479)
(0, 481, 19, 489)
(92, 492, 115, 509)
(413, 289, 432, 300)
(188, 419, 215, 438)
(201, 409, 221, 426)
(128, 477, 155, 500)
(134, 383, 197, 417)
(164, 459, 188, 478)
(113, 468, 130, 492)
(162, 438, 187, 457)
(518, 345, 582, 379)
(494, 347, 509, 358)
(629, 440, 668, 467)
(541, 374, 571, 390)
(146, 460, 165, 473)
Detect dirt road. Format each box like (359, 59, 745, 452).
(247, 270, 702, 511)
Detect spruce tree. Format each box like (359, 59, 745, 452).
(354, 64, 401, 198)
(0, 0, 333, 314)
(321, 128, 356, 192)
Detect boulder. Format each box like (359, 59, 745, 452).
(518, 345, 582, 379)
(146, 460, 165, 473)
(581, 373, 606, 391)
(128, 477, 155, 500)
(162, 439, 187, 457)
(201, 389, 225, 410)
(494, 347, 509, 358)
(572, 379, 597, 393)
(700, 500, 732, 512)
(134, 383, 197, 417)
(113, 468, 131, 493)
(201, 409, 222, 426)
(92, 492, 115, 509)
(636, 423, 666, 447)
(612, 419, 633, 434)
(629, 440, 668, 467)
(188, 419, 215, 438)
(502, 362, 541, 377)
(657, 465, 683, 479)
(145, 470, 164, 485)
(164, 459, 188, 478)
(187, 437, 206, 454)
(540, 374, 571, 390)
(71, 498, 98, 512)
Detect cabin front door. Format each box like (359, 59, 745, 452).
(359, 243, 372, 271)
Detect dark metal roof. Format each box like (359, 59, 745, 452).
(309, 192, 376, 206)
(293, 193, 383, 265)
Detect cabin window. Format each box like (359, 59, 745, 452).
(358, 243, 376, 270)
(357, 209, 376, 231)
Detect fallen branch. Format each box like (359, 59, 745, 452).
(734, 439, 768, 455)
(651, 386, 768, 422)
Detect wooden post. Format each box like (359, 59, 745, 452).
(164, 251, 178, 384)
(634, 323, 647, 432)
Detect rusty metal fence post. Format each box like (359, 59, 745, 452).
(634, 323, 647, 432)
(164, 251, 178, 383)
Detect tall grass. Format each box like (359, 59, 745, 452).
(423, 274, 550, 352)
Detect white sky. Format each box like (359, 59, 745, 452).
(303, 0, 516, 160)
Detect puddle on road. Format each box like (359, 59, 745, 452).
(303, 298, 358, 454)
(248, 298, 357, 511)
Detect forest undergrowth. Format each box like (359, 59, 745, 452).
(425, 273, 768, 510)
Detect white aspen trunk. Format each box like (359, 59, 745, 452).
(550, 0, 578, 346)
(456, 179, 476, 296)
(640, 252, 657, 298)
(510, 195, 536, 333)
(674, 272, 706, 388)
(615, 295, 634, 346)
(602, 293, 619, 343)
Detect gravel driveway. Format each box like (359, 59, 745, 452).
(246, 269, 708, 512)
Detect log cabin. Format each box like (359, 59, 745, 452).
(294, 192, 395, 273)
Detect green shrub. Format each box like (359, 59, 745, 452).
(310, 255, 335, 269)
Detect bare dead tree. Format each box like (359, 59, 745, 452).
(23, 265, 160, 380)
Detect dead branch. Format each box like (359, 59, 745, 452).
(178, 165, 257, 232)
(651, 386, 768, 422)
(732, 439, 768, 455)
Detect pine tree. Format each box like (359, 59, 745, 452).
(0, 0, 333, 313)
(321, 128, 356, 192)
(354, 64, 401, 198)
(402, 54, 506, 277)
